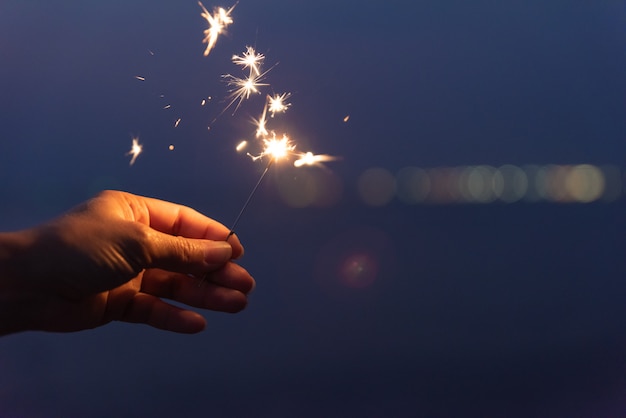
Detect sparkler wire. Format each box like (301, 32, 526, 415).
(226, 158, 274, 240)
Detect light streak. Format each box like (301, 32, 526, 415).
(174, 118, 181, 128)
(294, 152, 340, 168)
(252, 105, 269, 138)
(135, 76, 146, 81)
(232, 46, 264, 77)
(343, 115, 350, 122)
(236, 140, 248, 152)
(127, 137, 143, 166)
(267, 92, 291, 117)
(163, 104, 171, 109)
(198, 1, 236, 57)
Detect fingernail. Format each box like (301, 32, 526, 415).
(204, 241, 232, 264)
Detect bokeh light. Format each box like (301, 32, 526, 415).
(314, 227, 396, 296)
(353, 164, 621, 207)
(357, 167, 396, 207)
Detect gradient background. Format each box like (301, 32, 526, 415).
(2, 1, 626, 417)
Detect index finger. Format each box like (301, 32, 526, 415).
(139, 195, 244, 257)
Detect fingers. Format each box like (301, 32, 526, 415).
(144, 229, 235, 276)
(121, 293, 207, 334)
(140, 264, 254, 313)
(140, 195, 244, 258)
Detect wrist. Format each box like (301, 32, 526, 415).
(0, 230, 37, 335)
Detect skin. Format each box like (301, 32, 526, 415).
(0, 190, 255, 335)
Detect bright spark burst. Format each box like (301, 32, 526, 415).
(294, 152, 340, 168)
(248, 133, 295, 162)
(267, 92, 291, 117)
(232, 46, 264, 77)
(198, 1, 236, 57)
(222, 72, 269, 115)
(127, 137, 143, 166)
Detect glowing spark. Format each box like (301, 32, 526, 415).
(267, 92, 291, 117)
(148, 49, 155, 56)
(249, 133, 295, 162)
(236, 140, 248, 152)
(222, 72, 269, 115)
(343, 115, 350, 122)
(174, 118, 182, 128)
(163, 104, 172, 109)
(253, 105, 269, 138)
(135, 76, 146, 81)
(198, 1, 236, 57)
(232, 46, 265, 77)
(201, 99, 206, 106)
(169, 144, 175, 151)
(127, 137, 143, 166)
(294, 152, 339, 168)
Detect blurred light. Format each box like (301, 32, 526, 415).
(354, 163, 622, 207)
(493, 165, 528, 203)
(168, 144, 175, 151)
(343, 115, 350, 122)
(461, 165, 497, 203)
(314, 227, 396, 295)
(426, 167, 461, 204)
(358, 168, 396, 207)
(600, 165, 622, 202)
(276, 169, 343, 208)
(396, 166, 431, 204)
(565, 164, 604, 203)
(276, 171, 318, 208)
(339, 253, 378, 289)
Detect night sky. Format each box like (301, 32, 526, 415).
(2, 1, 626, 417)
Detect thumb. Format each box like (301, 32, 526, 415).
(145, 230, 233, 274)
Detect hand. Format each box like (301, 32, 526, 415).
(0, 190, 255, 335)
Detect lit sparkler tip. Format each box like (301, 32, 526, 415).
(262, 133, 295, 161)
(127, 137, 143, 166)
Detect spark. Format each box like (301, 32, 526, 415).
(232, 46, 264, 77)
(163, 104, 171, 109)
(135, 76, 146, 81)
(294, 152, 340, 168)
(343, 115, 350, 122)
(267, 92, 291, 117)
(201, 99, 206, 106)
(174, 118, 182, 128)
(198, 1, 236, 57)
(127, 137, 143, 166)
(169, 144, 175, 151)
(222, 72, 269, 115)
(252, 105, 269, 138)
(236, 140, 248, 152)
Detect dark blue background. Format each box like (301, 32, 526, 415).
(2, 1, 626, 416)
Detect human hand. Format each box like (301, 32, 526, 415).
(0, 190, 255, 335)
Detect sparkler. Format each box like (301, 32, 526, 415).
(227, 134, 295, 240)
